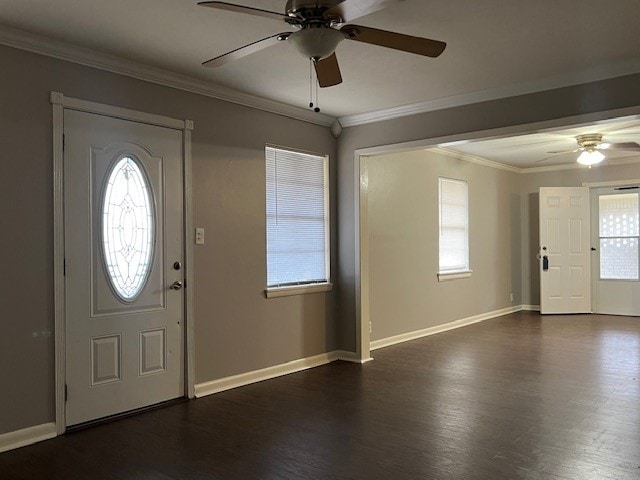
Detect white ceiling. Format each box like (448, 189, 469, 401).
(440, 116, 640, 170)
(1, 0, 640, 118)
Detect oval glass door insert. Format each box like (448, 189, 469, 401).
(102, 156, 155, 301)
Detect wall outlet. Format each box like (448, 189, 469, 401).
(510, 292, 514, 302)
(195, 227, 205, 245)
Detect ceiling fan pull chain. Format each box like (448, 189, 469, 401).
(314, 74, 320, 113)
(309, 59, 314, 108)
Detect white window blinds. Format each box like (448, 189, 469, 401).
(439, 177, 469, 273)
(266, 146, 329, 287)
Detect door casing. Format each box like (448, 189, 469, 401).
(51, 92, 195, 435)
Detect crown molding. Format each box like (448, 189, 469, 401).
(431, 147, 640, 174)
(0, 24, 336, 127)
(338, 58, 640, 128)
(430, 147, 522, 173)
(521, 155, 640, 174)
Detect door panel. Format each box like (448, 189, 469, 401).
(539, 187, 591, 314)
(591, 187, 640, 316)
(64, 109, 184, 426)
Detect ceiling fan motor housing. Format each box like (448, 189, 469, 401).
(577, 133, 604, 150)
(285, 0, 343, 18)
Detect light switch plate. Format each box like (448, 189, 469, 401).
(195, 227, 205, 245)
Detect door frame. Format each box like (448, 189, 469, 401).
(51, 92, 195, 435)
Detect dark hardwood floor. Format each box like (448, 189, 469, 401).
(2, 311, 639, 479)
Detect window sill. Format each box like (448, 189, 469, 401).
(437, 270, 473, 282)
(265, 283, 333, 298)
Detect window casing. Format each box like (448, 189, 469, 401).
(265, 146, 331, 296)
(438, 177, 470, 280)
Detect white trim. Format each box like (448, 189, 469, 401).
(335, 350, 374, 364)
(52, 92, 195, 431)
(338, 58, 640, 127)
(430, 147, 521, 173)
(57, 94, 190, 130)
(521, 156, 639, 174)
(0, 423, 57, 454)
(582, 179, 640, 188)
(356, 155, 371, 362)
(194, 349, 375, 398)
(437, 270, 473, 281)
(3, 25, 640, 130)
(195, 352, 340, 397)
(265, 283, 333, 298)
(521, 305, 541, 311)
(370, 306, 522, 351)
(51, 93, 65, 435)
(0, 25, 334, 127)
(183, 121, 196, 399)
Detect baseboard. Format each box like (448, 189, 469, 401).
(334, 350, 374, 364)
(195, 306, 534, 398)
(195, 352, 341, 398)
(521, 304, 541, 311)
(370, 305, 523, 351)
(0, 423, 57, 454)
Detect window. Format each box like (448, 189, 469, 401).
(599, 193, 639, 280)
(438, 177, 471, 281)
(265, 146, 331, 297)
(102, 156, 155, 301)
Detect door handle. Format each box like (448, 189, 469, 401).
(170, 281, 183, 290)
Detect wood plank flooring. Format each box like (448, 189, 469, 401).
(1, 312, 639, 479)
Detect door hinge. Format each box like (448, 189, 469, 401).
(62, 134, 65, 152)
(64, 384, 68, 402)
(63, 258, 66, 276)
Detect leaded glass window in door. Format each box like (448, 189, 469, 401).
(101, 156, 155, 300)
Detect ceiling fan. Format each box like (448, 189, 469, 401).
(198, 0, 446, 89)
(539, 133, 640, 166)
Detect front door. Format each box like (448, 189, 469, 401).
(591, 186, 640, 316)
(64, 109, 184, 426)
(539, 187, 591, 314)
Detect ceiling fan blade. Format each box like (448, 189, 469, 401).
(535, 153, 572, 164)
(198, 1, 285, 21)
(546, 148, 579, 154)
(324, 0, 404, 23)
(602, 141, 640, 150)
(202, 33, 290, 67)
(341, 25, 446, 57)
(314, 53, 343, 88)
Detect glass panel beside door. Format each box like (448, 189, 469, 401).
(591, 187, 640, 316)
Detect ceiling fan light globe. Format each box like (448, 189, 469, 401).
(577, 149, 605, 166)
(288, 28, 344, 60)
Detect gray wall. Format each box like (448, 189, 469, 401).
(520, 163, 640, 306)
(367, 150, 521, 341)
(337, 73, 640, 352)
(0, 44, 337, 435)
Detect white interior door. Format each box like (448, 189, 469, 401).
(539, 187, 591, 314)
(591, 186, 640, 316)
(64, 109, 184, 426)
